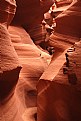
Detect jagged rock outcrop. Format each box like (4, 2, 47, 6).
(37, 0, 81, 121)
(48, 0, 81, 55)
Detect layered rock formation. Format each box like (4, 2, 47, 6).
(37, 0, 81, 121)
(54, 0, 81, 37)
(1, 0, 81, 121)
(0, 1, 24, 121)
(48, 0, 81, 59)
(11, 0, 55, 46)
(0, 0, 53, 120)
(0, 0, 16, 27)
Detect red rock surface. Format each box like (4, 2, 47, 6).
(1, 0, 81, 121)
(37, 0, 81, 121)
(0, 24, 22, 121)
(12, 0, 54, 26)
(0, 0, 16, 27)
(0, 23, 50, 121)
(8, 26, 51, 121)
(54, 0, 81, 37)
(48, 0, 81, 59)
(0, 0, 53, 120)
(11, 0, 55, 46)
(37, 41, 81, 121)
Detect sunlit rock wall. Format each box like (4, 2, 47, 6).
(37, 40, 81, 121)
(37, 0, 81, 121)
(8, 25, 51, 121)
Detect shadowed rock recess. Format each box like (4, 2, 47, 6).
(12, 0, 54, 26)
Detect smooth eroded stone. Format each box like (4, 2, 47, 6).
(8, 26, 50, 117)
(0, 24, 22, 121)
(11, 0, 54, 46)
(0, 94, 23, 121)
(37, 40, 81, 121)
(0, 24, 21, 73)
(0, 24, 21, 101)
